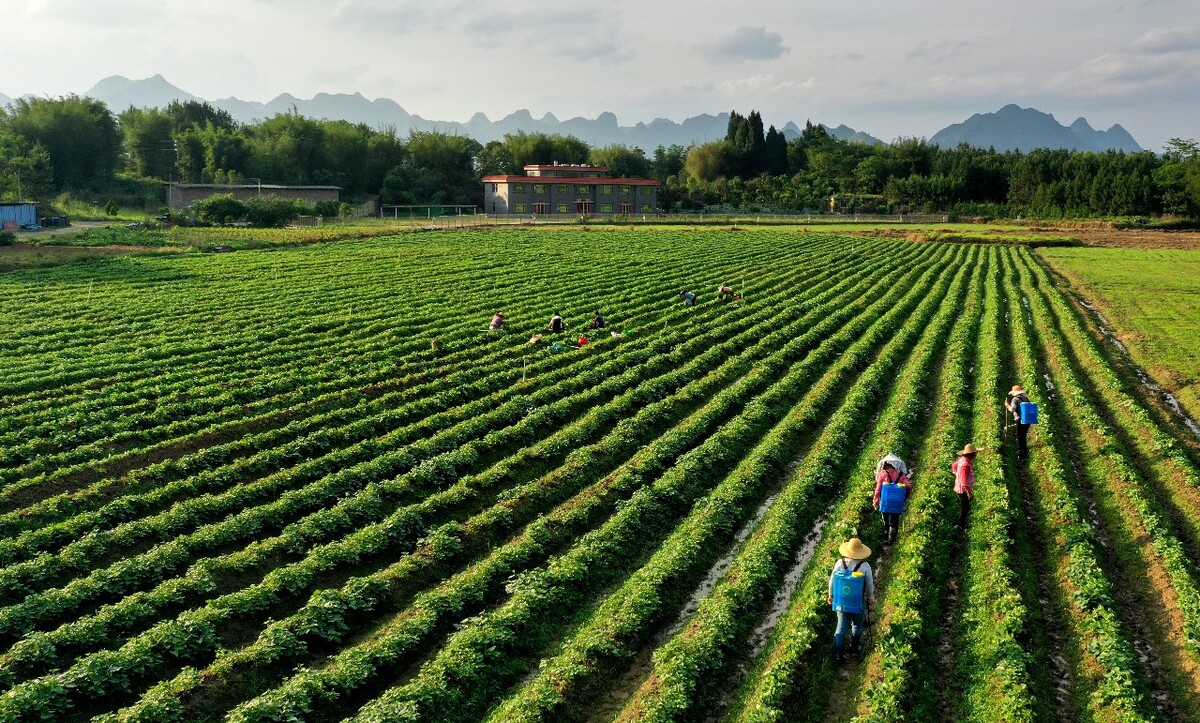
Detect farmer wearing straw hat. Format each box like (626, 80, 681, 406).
(827, 537, 875, 662)
(1005, 385, 1033, 460)
(489, 311, 506, 331)
(952, 443, 978, 528)
(873, 454, 911, 545)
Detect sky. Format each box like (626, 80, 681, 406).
(2, 0, 1198, 151)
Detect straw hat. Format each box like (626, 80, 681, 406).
(838, 537, 872, 560)
(957, 442, 979, 456)
(1008, 385, 1025, 396)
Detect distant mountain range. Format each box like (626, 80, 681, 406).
(928, 104, 1141, 153)
(1, 75, 1142, 153)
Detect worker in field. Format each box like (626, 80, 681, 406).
(547, 312, 568, 333)
(1004, 385, 1035, 460)
(717, 284, 735, 299)
(489, 311, 506, 331)
(873, 454, 911, 545)
(828, 537, 875, 663)
(679, 289, 696, 307)
(951, 443, 977, 529)
(590, 311, 606, 330)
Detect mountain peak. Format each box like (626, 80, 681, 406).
(930, 104, 1140, 152)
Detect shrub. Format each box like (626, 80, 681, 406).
(0, 231, 15, 246)
(191, 194, 247, 225)
(245, 195, 304, 228)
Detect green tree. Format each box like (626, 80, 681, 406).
(166, 100, 238, 133)
(119, 106, 177, 180)
(652, 145, 687, 182)
(763, 126, 788, 176)
(683, 141, 731, 184)
(588, 145, 651, 178)
(5, 95, 120, 189)
(502, 131, 589, 170)
(382, 131, 482, 205)
(0, 132, 54, 202)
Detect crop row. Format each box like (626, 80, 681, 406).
(102, 240, 923, 722)
(342, 245, 964, 721)
(0, 234, 916, 710)
(698, 247, 976, 722)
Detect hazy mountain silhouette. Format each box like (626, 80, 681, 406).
(929, 104, 1141, 152)
(53, 76, 1140, 153)
(72, 75, 889, 150)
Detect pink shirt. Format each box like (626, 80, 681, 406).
(873, 468, 911, 508)
(952, 456, 974, 494)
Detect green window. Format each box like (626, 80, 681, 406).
(533, 184, 547, 194)
(601, 185, 613, 195)
(556, 203, 569, 213)
(601, 203, 614, 213)
(576, 185, 590, 195)
(512, 183, 526, 193)
(556, 184, 569, 194)
(513, 203, 527, 213)
(620, 185, 632, 195)
(640, 204, 654, 213)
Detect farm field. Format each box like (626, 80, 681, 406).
(1038, 246, 1200, 423)
(1, 227, 1199, 721)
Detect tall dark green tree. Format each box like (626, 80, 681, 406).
(763, 126, 788, 176)
(119, 107, 177, 180)
(5, 95, 120, 188)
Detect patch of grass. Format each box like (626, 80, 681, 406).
(1038, 246, 1200, 420)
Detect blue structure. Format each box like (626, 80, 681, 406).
(831, 570, 866, 613)
(880, 483, 908, 514)
(0, 203, 38, 229)
(1019, 402, 1039, 424)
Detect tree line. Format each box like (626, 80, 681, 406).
(1, 96, 1198, 219)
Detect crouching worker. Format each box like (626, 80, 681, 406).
(828, 537, 875, 662)
(717, 284, 735, 299)
(489, 311, 506, 331)
(873, 454, 911, 545)
(679, 289, 696, 307)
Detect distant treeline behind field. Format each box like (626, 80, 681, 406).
(2, 98, 1198, 219)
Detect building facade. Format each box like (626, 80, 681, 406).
(167, 184, 340, 211)
(482, 164, 660, 215)
(0, 202, 38, 230)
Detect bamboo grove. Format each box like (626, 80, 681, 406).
(0, 228, 1198, 721)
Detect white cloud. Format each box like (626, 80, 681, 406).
(702, 27, 789, 62)
(1131, 26, 1200, 53)
(718, 74, 815, 94)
